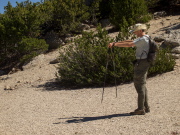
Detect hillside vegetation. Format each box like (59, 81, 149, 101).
(0, 0, 179, 87)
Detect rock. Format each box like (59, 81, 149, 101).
(160, 42, 166, 48)
(4, 84, 19, 90)
(78, 23, 90, 31)
(108, 32, 119, 39)
(154, 36, 165, 42)
(171, 46, 180, 54)
(64, 35, 82, 43)
(171, 24, 180, 30)
(160, 39, 180, 49)
(45, 31, 64, 49)
(4, 86, 14, 90)
(165, 31, 180, 40)
(171, 53, 180, 59)
(164, 39, 180, 48)
(89, 25, 96, 28)
(8, 68, 21, 74)
(157, 23, 180, 59)
(65, 34, 72, 38)
(99, 19, 111, 27)
(50, 58, 60, 64)
(153, 11, 167, 19)
(64, 36, 76, 43)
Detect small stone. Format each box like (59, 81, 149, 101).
(4, 86, 14, 90)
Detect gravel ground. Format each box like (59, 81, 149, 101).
(0, 15, 180, 135)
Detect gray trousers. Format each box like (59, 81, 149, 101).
(133, 59, 150, 110)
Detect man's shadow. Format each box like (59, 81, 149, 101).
(54, 113, 131, 124)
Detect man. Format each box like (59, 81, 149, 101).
(108, 23, 150, 115)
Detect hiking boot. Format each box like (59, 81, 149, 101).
(145, 107, 150, 113)
(130, 109, 145, 115)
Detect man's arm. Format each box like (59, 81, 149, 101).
(108, 40, 135, 48)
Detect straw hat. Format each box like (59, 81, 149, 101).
(129, 23, 147, 33)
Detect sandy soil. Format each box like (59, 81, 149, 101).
(0, 15, 180, 135)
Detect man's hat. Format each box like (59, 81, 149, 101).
(129, 23, 147, 33)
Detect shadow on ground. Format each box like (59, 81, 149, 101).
(37, 80, 71, 91)
(36, 79, 87, 91)
(53, 113, 131, 124)
(36, 79, 114, 91)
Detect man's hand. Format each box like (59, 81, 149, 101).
(108, 42, 115, 48)
(108, 40, 135, 48)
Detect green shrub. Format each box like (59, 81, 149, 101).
(148, 48, 176, 75)
(43, 0, 90, 36)
(109, 0, 151, 28)
(18, 38, 48, 63)
(57, 26, 136, 87)
(57, 26, 113, 87)
(88, 0, 102, 25)
(57, 27, 175, 88)
(0, 1, 49, 70)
